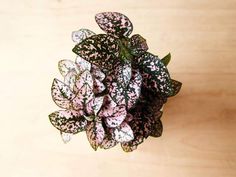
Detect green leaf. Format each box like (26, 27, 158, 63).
(161, 53, 171, 66)
(168, 79, 182, 97)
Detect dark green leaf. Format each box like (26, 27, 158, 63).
(161, 53, 171, 66)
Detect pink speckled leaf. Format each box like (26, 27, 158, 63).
(125, 113, 134, 122)
(72, 71, 94, 110)
(72, 34, 119, 73)
(95, 12, 133, 37)
(100, 128, 118, 149)
(73, 70, 93, 93)
(51, 79, 75, 109)
(98, 95, 126, 127)
(129, 34, 148, 57)
(93, 79, 106, 94)
(72, 28, 95, 43)
(90, 65, 106, 81)
(125, 69, 142, 109)
(58, 60, 80, 77)
(114, 122, 134, 143)
(86, 96, 104, 115)
(75, 56, 91, 71)
(108, 69, 142, 109)
(49, 109, 86, 134)
(86, 121, 105, 151)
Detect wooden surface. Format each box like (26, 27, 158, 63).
(0, 1, 235, 177)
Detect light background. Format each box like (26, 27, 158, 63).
(0, 0, 235, 177)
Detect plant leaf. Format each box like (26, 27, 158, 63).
(129, 34, 148, 57)
(75, 56, 91, 71)
(120, 117, 145, 152)
(86, 96, 104, 115)
(58, 60, 80, 77)
(168, 79, 182, 97)
(136, 52, 173, 97)
(107, 69, 142, 110)
(49, 110, 86, 134)
(161, 53, 171, 66)
(114, 122, 134, 142)
(93, 79, 106, 94)
(64, 69, 77, 90)
(72, 71, 94, 110)
(60, 132, 73, 143)
(73, 70, 93, 93)
(100, 128, 118, 149)
(72, 34, 120, 73)
(95, 12, 133, 37)
(90, 65, 105, 81)
(51, 79, 75, 109)
(72, 28, 95, 43)
(86, 121, 105, 150)
(99, 105, 127, 128)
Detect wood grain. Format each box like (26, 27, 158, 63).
(0, 1, 235, 177)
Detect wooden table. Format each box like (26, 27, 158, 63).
(0, 1, 235, 177)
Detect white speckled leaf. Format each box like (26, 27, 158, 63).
(169, 79, 182, 97)
(64, 69, 77, 90)
(86, 96, 104, 115)
(60, 132, 73, 143)
(51, 79, 75, 109)
(136, 52, 173, 96)
(114, 122, 134, 143)
(58, 60, 80, 77)
(75, 56, 91, 71)
(72, 28, 95, 43)
(95, 12, 133, 37)
(86, 121, 105, 150)
(49, 109, 86, 134)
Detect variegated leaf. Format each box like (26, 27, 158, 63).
(107, 69, 142, 109)
(100, 128, 118, 149)
(49, 110, 86, 134)
(86, 96, 104, 115)
(161, 53, 171, 66)
(51, 79, 75, 109)
(129, 34, 148, 57)
(125, 113, 134, 122)
(125, 69, 142, 109)
(90, 65, 105, 81)
(73, 70, 93, 93)
(99, 104, 127, 128)
(149, 118, 163, 137)
(75, 56, 91, 71)
(64, 69, 77, 90)
(121, 118, 144, 152)
(86, 121, 105, 150)
(95, 12, 133, 37)
(93, 79, 106, 94)
(106, 60, 131, 88)
(72, 34, 119, 73)
(60, 132, 73, 143)
(169, 79, 182, 97)
(58, 60, 80, 77)
(136, 52, 173, 97)
(114, 122, 134, 142)
(72, 28, 95, 43)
